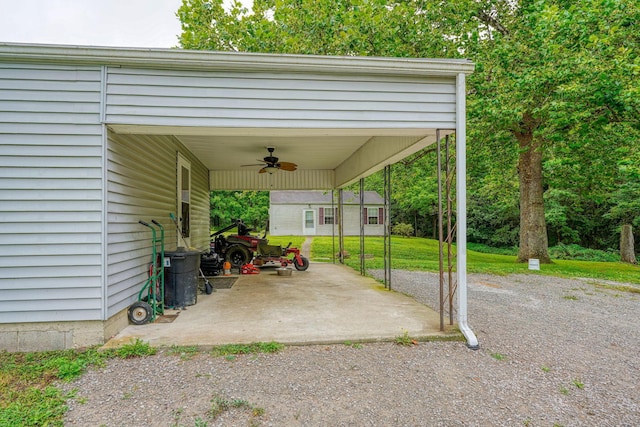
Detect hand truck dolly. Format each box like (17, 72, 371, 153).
(127, 219, 165, 325)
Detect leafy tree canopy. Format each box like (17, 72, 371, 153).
(210, 190, 269, 231)
(180, 0, 639, 254)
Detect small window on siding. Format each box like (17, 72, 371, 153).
(323, 207, 336, 225)
(367, 207, 380, 225)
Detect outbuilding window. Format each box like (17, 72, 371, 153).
(364, 207, 383, 225)
(318, 207, 337, 225)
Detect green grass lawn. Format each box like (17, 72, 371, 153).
(310, 236, 640, 285)
(210, 231, 307, 251)
(0, 340, 157, 427)
(262, 235, 307, 250)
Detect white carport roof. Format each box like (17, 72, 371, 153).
(0, 43, 474, 190)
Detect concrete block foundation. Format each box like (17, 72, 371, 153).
(0, 318, 119, 352)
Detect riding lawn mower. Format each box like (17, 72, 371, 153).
(200, 219, 310, 276)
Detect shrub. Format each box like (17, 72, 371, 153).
(549, 244, 619, 262)
(392, 223, 414, 237)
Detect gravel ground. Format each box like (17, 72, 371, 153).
(62, 270, 640, 426)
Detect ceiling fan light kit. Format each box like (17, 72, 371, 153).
(241, 146, 297, 174)
(261, 165, 278, 175)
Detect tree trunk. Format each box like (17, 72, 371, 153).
(620, 224, 637, 264)
(515, 129, 551, 263)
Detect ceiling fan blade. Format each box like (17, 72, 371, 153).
(258, 167, 270, 174)
(277, 162, 298, 171)
(241, 163, 266, 167)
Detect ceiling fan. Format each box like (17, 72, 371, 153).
(242, 146, 298, 174)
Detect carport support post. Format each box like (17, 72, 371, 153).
(332, 190, 336, 264)
(456, 72, 479, 349)
(359, 178, 365, 275)
(437, 129, 445, 331)
(446, 134, 455, 326)
(338, 188, 345, 264)
(383, 165, 391, 290)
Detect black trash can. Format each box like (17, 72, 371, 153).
(164, 248, 200, 308)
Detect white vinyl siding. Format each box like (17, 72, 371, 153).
(0, 63, 103, 323)
(269, 204, 383, 236)
(106, 68, 456, 130)
(106, 133, 209, 317)
(269, 204, 307, 236)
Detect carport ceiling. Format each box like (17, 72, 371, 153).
(107, 125, 442, 175)
(174, 129, 433, 172)
(179, 135, 367, 171)
(108, 124, 447, 189)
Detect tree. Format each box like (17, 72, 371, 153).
(210, 190, 269, 231)
(466, 0, 640, 262)
(178, 0, 640, 261)
(606, 148, 640, 262)
(620, 224, 637, 264)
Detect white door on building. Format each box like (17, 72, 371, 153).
(302, 209, 316, 235)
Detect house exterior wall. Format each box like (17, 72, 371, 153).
(105, 67, 456, 130)
(106, 132, 209, 318)
(0, 61, 213, 350)
(269, 204, 383, 236)
(269, 203, 308, 235)
(0, 63, 104, 325)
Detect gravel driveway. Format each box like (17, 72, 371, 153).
(62, 270, 640, 426)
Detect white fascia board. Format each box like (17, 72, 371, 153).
(0, 42, 474, 77)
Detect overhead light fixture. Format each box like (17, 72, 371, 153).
(264, 165, 278, 175)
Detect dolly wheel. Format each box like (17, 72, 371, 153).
(128, 301, 152, 325)
(294, 256, 310, 271)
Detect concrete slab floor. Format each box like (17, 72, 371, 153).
(104, 262, 455, 349)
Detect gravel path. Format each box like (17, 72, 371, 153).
(62, 270, 640, 426)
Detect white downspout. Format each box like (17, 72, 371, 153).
(456, 72, 479, 349)
(100, 66, 108, 322)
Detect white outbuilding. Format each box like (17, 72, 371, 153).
(269, 190, 385, 236)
